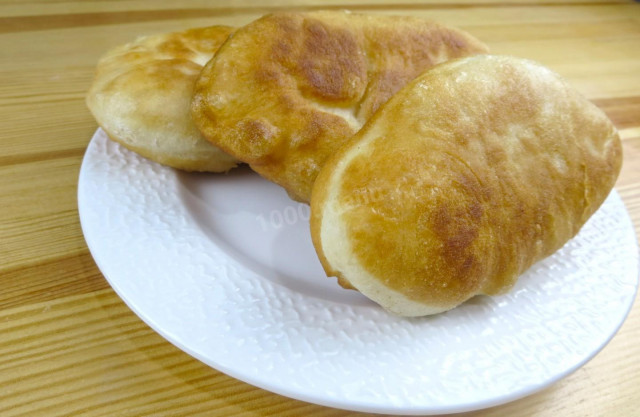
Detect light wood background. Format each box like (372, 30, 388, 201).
(1, 1, 639, 416)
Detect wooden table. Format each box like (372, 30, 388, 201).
(1, 1, 639, 416)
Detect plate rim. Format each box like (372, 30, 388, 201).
(78, 128, 640, 415)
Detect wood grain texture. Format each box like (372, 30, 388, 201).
(1, 1, 639, 416)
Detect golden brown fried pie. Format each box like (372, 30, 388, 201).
(310, 55, 622, 316)
(86, 26, 238, 172)
(191, 11, 488, 201)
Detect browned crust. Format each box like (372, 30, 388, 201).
(86, 25, 238, 172)
(192, 11, 489, 201)
(310, 55, 622, 315)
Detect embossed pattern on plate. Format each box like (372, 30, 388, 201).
(78, 129, 639, 415)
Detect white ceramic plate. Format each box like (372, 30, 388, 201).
(78, 129, 638, 415)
